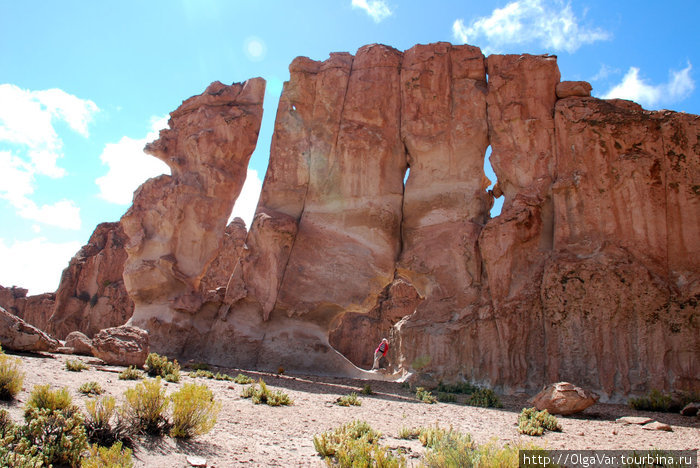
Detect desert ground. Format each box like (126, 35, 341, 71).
(1, 351, 698, 467)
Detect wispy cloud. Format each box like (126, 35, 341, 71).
(590, 63, 620, 82)
(0, 84, 97, 229)
(453, 0, 610, 54)
(95, 116, 171, 205)
(228, 169, 263, 229)
(603, 62, 695, 109)
(351, 0, 392, 23)
(0, 237, 82, 294)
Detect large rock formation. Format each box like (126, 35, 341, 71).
(121, 79, 266, 353)
(99, 43, 698, 398)
(47, 222, 133, 339)
(0, 306, 60, 352)
(0, 286, 55, 331)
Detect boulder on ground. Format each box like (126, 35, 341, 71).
(616, 416, 653, 425)
(0, 306, 60, 352)
(556, 80, 592, 98)
(532, 382, 599, 415)
(65, 331, 94, 356)
(680, 402, 699, 416)
(642, 421, 672, 432)
(91, 325, 149, 367)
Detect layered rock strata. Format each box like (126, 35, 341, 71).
(119, 43, 698, 397)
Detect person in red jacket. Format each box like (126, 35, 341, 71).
(371, 338, 389, 370)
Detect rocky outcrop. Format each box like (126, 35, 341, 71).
(91, 325, 149, 367)
(121, 79, 265, 353)
(0, 285, 55, 331)
(531, 382, 598, 415)
(0, 306, 60, 352)
(115, 42, 698, 397)
(65, 331, 94, 356)
(47, 222, 133, 339)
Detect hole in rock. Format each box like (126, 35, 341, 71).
(483, 145, 503, 217)
(328, 278, 422, 371)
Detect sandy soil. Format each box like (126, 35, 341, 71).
(1, 351, 698, 467)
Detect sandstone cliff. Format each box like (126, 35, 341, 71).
(0, 286, 55, 332)
(69, 43, 700, 398)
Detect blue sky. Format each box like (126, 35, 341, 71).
(1, 0, 698, 294)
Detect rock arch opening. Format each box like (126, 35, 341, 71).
(483, 145, 503, 218)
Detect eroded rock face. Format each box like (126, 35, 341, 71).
(116, 43, 698, 397)
(0, 285, 55, 331)
(47, 222, 133, 339)
(121, 79, 265, 354)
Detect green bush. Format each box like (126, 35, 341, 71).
(437, 392, 456, 403)
(233, 373, 254, 384)
(118, 366, 144, 380)
(436, 381, 478, 394)
(170, 383, 221, 438)
(123, 377, 169, 434)
(418, 425, 467, 449)
(336, 392, 361, 407)
(24, 384, 76, 419)
(397, 426, 421, 440)
(421, 429, 475, 467)
(314, 420, 405, 467)
(240, 379, 292, 406)
(361, 384, 374, 395)
(84, 396, 133, 448)
(21, 407, 88, 467)
(189, 363, 210, 371)
(0, 352, 24, 400)
(66, 358, 90, 372)
(628, 389, 700, 413)
(518, 407, 561, 436)
(79, 381, 104, 396)
(416, 387, 437, 404)
(190, 369, 215, 379)
(214, 372, 234, 381)
(144, 353, 181, 382)
(467, 388, 503, 408)
(81, 441, 134, 468)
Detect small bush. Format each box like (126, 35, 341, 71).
(24, 384, 76, 419)
(628, 389, 700, 413)
(0, 352, 24, 400)
(214, 372, 233, 381)
(416, 387, 437, 404)
(436, 381, 478, 395)
(518, 407, 561, 436)
(233, 373, 254, 384)
(144, 353, 180, 382)
(336, 392, 361, 407)
(84, 396, 133, 448)
(467, 388, 503, 408)
(421, 429, 475, 467)
(190, 369, 215, 379)
(437, 392, 456, 403)
(240, 379, 292, 406)
(79, 381, 104, 396)
(118, 366, 144, 380)
(22, 407, 88, 467)
(314, 420, 404, 467)
(123, 377, 169, 434)
(418, 425, 463, 449)
(0, 409, 14, 437)
(66, 358, 90, 372)
(313, 420, 379, 456)
(361, 384, 374, 395)
(397, 426, 421, 440)
(170, 383, 221, 438)
(82, 441, 134, 468)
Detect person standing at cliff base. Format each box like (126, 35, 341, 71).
(372, 338, 389, 370)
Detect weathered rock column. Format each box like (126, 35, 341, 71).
(121, 79, 265, 355)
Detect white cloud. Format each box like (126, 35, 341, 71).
(228, 169, 263, 228)
(0, 84, 97, 230)
(351, 0, 392, 23)
(603, 63, 695, 109)
(453, 0, 609, 54)
(590, 63, 620, 82)
(0, 237, 82, 295)
(96, 116, 171, 205)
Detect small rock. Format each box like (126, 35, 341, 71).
(642, 421, 672, 432)
(556, 81, 593, 98)
(611, 430, 617, 435)
(680, 402, 699, 416)
(187, 455, 207, 467)
(615, 416, 653, 425)
(531, 382, 599, 415)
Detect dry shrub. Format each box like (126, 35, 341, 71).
(169, 383, 221, 438)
